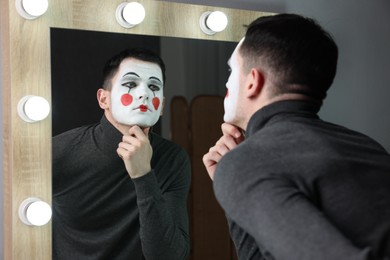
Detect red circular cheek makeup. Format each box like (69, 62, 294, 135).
(121, 94, 133, 106)
(152, 97, 160, 110)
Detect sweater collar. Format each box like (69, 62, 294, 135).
(95, 115, 123, 157)
(95, 115, 156, 157)
(246, 100, 321, 137)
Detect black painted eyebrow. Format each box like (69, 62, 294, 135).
(149, 76, 162, 83)
(122, 72, 140, 78)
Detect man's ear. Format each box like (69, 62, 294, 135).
(97, 88, 109, 109)
(245, 68, 265, 98)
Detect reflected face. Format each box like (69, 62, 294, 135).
(224, 38, 244, 123)
(110, 58, 164, 127)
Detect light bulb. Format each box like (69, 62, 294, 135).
(206, 11, 228, 33)
(123, 2, 145, 25)
(17, 95, 51, 123)
(16, 0, 49, 20)
(19, 198, 52, 226)
(200, 11, 228, 35)
(116, 2, 146, 28)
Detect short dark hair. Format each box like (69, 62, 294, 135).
(102, 48, 166, 90)
(240, 13, 338, 100)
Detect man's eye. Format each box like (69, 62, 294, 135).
(122, 82, 137, 89)
(149, 85, 160, 91)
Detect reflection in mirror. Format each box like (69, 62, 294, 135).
(51, 28, 236, 138)
(50, 28, 237, 259)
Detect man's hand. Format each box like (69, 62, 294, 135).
(117, 126, 152, 179)
(203, 123, 245, 180)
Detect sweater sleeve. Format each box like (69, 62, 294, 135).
(132, 151, 191, 260)
(227, 217, 268, 260)
(214, 152, 376, 260)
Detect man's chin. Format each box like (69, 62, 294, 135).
(223, 115, 232, 124)
(122, 120, 157, 129)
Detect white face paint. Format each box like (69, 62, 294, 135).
(224, 38, 244, 123)
(110, 58, 164, 127)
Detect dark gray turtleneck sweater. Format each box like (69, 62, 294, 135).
(52, 115, 191, 260)
(214, 100, 390, 260)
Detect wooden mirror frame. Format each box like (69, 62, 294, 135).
(0, 0, 273, 258)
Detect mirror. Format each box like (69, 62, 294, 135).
(50, 27, 237, 259)
(1, 0, 273, 258)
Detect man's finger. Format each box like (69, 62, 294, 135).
(221, 123, 242, 138)
(128, 125, 148, 140)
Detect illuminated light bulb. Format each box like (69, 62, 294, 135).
(15, 0, 49, 20)
(116, 2, 146, 28)
(18, 197, 52, 226)
(206, 11, 228, 32)
(17, 95, 50, 123)
(200, 11, 228, 35)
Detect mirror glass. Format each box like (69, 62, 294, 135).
(50, 27, 238, 258)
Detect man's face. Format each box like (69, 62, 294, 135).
(224, 38, 244, 124)
(110, 58, 164, 128)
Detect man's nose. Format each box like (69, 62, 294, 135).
(136, 84, 149, 100)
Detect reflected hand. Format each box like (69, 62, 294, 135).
(117, 126, 152, 179)
(202, 123, 245, 180)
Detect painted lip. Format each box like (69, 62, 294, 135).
(138, 105, 149, 112)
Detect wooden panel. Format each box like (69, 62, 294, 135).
(2, 0, 52, 259)
(1, 0, 274, 258)
(1, 0, 12, 259)
(171, 95, 238, 259)
(190, 96, 234, 260)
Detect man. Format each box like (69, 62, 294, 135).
(203, 14, 390, 260)
(52, 48, 191, 260)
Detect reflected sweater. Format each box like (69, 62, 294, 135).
(214, 100, 390, 260)
(52, 115, 191, 260)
